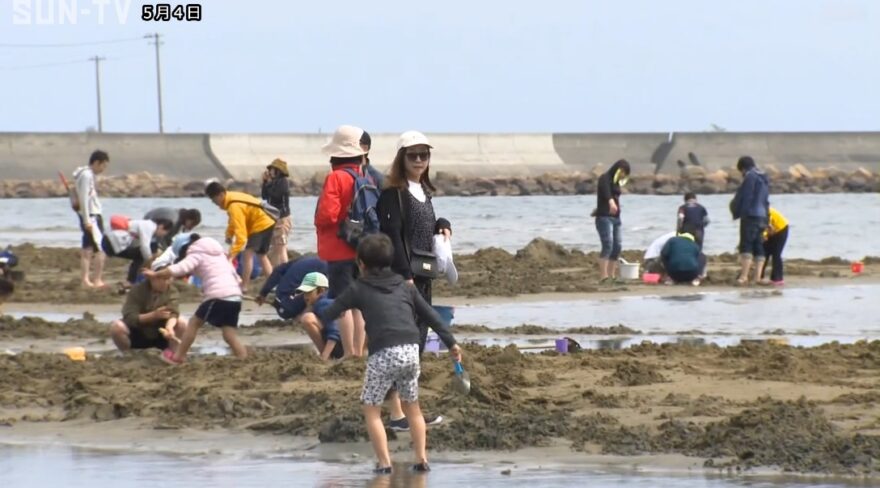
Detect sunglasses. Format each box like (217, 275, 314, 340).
(405, 151, 431, 162)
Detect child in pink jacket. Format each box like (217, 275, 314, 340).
(143, 233, 247, 363)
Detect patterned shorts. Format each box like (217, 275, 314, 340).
(361, 344, 420, 406)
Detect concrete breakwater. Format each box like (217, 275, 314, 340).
(1, 165, 876, 199)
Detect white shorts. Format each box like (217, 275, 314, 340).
(361, 344, 420, 406)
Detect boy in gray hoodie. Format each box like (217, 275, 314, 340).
(319, 233, 462, 475)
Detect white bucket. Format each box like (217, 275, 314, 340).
(619, 259, 640, 280)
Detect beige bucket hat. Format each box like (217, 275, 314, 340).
(322, 125, 367, 158)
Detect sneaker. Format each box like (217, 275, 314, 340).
(771, 280, 785, 287)
(373, 465, 392, 475)
(389, 417, 409, 431)
(412, 462, 431, 472)
(425, 414, 443, 426)
(388, 415, 444, 432)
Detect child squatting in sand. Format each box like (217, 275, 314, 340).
(142, 233, 248, 363)
(318, 233, 462, 474)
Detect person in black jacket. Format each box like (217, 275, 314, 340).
(377, 131, 451, 349)
(677, 192, 709, 249)
(262, 158, 292, 266)
(593, 159, 631, 284)
(376, 130, 451, 433)
(319, 234, 460, 474)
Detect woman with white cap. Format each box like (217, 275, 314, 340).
(377, 130, 450, 431)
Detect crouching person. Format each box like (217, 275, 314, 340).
(110, 262, 186, 353)
(295, 272, 344, 361)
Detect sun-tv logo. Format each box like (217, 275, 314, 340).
(12, 0, 134, 25)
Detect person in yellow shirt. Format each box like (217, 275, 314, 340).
(760, 207, 789, 285)
(205, 182, 276, 291)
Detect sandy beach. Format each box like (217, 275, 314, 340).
(1, 329, 879, 476)
(2, 239, 879, 478)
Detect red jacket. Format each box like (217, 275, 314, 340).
(315, 163, 361, 261)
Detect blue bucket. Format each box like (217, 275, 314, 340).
(433, 305, 455, 327)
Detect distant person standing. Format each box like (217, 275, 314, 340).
(205, 182, 276, 292)
(759, 207, 789, 286)
(262, 159, 292, 266)
(360, 130, 385, 188)
(730, 156, 770, 286)
(73, 150, 110, 289)
(677, 192, 710, 249)
(594, 159, 631, 284)
(143, 208, 202, 248)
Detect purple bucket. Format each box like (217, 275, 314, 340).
(555, 338, 569, 354)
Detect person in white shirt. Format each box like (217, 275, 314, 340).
(101, 218, 173, 288)
(643, 231, 676, 274)
(72, 150, 109, 288)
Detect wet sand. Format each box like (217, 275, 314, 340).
(0, 322, 879, 476)
(6, 240, 879, 304)
(2, 240, 879, 477)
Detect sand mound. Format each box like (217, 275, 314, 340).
(600, 360, 668, 386)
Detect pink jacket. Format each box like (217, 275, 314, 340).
(168, 237, 241, 300)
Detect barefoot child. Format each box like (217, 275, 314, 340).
(295, 272, 344, 361)
(318, 233, 462, 474)
(142, 233, 248, 363)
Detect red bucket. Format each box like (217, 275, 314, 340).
(851, 262, 864, 274)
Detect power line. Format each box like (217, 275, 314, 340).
(0, 37, 144, 48)
(0, 54, 140, 71)
(0, 58, 91, 70)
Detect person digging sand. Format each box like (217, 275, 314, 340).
(142, 233, 248, 364)
(109, 261, 186, 354)
(318, 233, 462, 475)
(294, 272, 344, 361)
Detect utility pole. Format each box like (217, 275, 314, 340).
(90, 55, 105, 132)
(145, 33, 164, 133)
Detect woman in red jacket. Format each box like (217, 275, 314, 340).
(314, 125, 368, 358)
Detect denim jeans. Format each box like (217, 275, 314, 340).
(739, 217, 768, 258)
(595, 216, 622, 259)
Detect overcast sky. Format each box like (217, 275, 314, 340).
(1, 0, 878, 133)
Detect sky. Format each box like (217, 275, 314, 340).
(0, 0, 878, 133)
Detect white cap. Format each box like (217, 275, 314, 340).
(322, 125, 367, 158)
(396, 131, 433, 151)
(432, 235, 458, 286)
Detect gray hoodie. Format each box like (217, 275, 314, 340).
(73, 166, 102, 221)
(319, 269, 457, 355)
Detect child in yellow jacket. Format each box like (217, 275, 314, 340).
(205, 182, 276, 291)
(760, 207, 789, 285)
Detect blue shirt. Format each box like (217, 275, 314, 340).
(260, 256, 328, 299)
(312, 296, 341, 343)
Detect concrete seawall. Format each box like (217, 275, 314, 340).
(2, 132, 877, 182)
(210, 133, 566, 179)
(0, 132, 229, 181)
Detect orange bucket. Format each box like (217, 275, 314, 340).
(851, 262, 864, 274)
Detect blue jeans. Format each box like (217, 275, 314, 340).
(739, 217, 768, 258)
(595, 216, 622, 259)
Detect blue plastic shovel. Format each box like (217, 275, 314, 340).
(452, 361, 471, 395)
